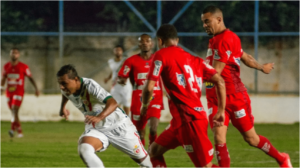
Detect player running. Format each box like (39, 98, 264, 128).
(104, 45, 132, 115)
(1, 48, 39, 138)
(201, 5, 292, 167)
(118, 34, 164, 147)
(141, 24, 226, 167)
(57, 64, 152, 168)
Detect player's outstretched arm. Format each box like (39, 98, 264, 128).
(0, 75, 6, 95)
(140, 80, 156, 116)
(85, 97, 118, 124)
(241, 52, 274, 74)
(208, 73, 226, 127)
(104, 72, 112, 83)
(59, 94, 70, 120)
(28, 76, 39, 96)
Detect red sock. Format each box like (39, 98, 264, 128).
(257, 135, 285, 164)
(15, 122, 23, 134)
(11, 122, 16, 131)
(150, 156, 167, 167)
(149, 134, 157, 146)
(215, 143, 230, 167)
(141, 138, 145, 147)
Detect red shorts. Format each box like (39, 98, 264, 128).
(6, 92, 24, 109)
(208, 91, 254, 132)
(155, 119, 214, 167)
(131, 107, 161, 131)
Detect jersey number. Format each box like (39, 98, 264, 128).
(184, 65, 198, 93)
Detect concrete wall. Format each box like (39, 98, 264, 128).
(1, 94, 298, 124)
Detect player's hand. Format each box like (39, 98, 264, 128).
(261, 63, 274, 74)
(140, 106, 148, 117)
(60, 109, 70, 120)
(104, 78, 109, 84)
(85, 115, 102, 125)
(0, 88, 4, 95)
(213, 111, 225, 127)
(35, 90, 40, 97)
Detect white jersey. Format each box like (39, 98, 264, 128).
(61, 77, 127, 131)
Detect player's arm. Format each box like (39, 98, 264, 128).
(213, 60, 226, 75)
(117, 77, 127, 85)
(104, 72, 112, 83)
(28, 76, 39, 96)
(141, 80, 156, 116)
(207, 73, 226, 127)
(59, 94, 70, 120)
(117, 58, 131, 85)
(1, 75, 6, 95)
(241, 52, 274, 74)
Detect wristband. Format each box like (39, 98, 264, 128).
(142, 102, 149, 108)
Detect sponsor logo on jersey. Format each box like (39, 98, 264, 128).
(133, 114, 140, 121)
(214, 49, 220, 60)
(176, 73, 186, 87)
(123, 65, 130, 75)
(208, 108, 213, 116)
(209, 148, 214, 156)
(145, 62, 150, 68)
(206, 48, 213, 57)
(194, 107, 203, 112)
(205, 82, 215, 89)
(8, 73, 20, 79)
(137, 73, 148, 80)
(234, 57, 241, 66)
(133, 145, 140, 154)
(261, 142, 270, 153)
(153, 60, 162, 76)
(226, 50, 232, 59)
(234, 109, 246, 119)
(151, 104, 161, 109)
(183, 145, 194, 153)
(8, 86, 16, 92)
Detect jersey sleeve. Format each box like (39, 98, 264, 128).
(118, 57, 131, 78)
(24, 64, 32, 77)
(87, 79, 112, 103)
(202, 59, 217, 81)
(214, 39, 232, 63)
(147, 52, 164, 81)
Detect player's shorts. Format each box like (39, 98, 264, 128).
(6, 92, 24, 109)
(78, 117, 147, 159)
(110, 83, 132, 107)
(155, 119, 214, 167)
(207, 91, 254, 133)
(131, 107, 161, 131)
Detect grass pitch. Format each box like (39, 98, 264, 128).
(1, 121, 299, 167)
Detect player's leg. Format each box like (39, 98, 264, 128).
(10, 95, 23, 137)
(147, 107, 161, 147)
(208, 101, 231, 167)
(78, 129, 110, 167)
(6, 95, 15, 137)
(231, 91, 292, 167)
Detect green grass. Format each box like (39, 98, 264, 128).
(1, 121, 299, 167)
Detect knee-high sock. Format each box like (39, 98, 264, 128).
(15, 121, 22, 134)
(150, 156, 167, 168)
(215, 143, 230, 167)
(138, 154, 153, 168)
(256, 135, 285, 164)
(78, 143, 104, 167)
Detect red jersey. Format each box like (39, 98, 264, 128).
(118, 54, 163, 112)
(148, 46, 217, 128)
(205, 29, 247, 97)
(2, 61, 32, 94)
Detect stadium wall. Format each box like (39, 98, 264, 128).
(1, 95, 299, 124)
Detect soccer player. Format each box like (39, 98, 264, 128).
(201, 5, 292, 167)
(141, 24, 226, 167)
(104, 45, 132, 116)
(118, 34, 163, 147)
(57, 64, 152, 168)
(1, 48, 39, 138)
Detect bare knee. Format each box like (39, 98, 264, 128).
(243, 135, 259, 147)
(149, 117, 158, 136)
(149, 142, 167, 158)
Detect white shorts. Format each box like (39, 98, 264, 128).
(78, 118, 147, 159)
(111, 83, 132, 107)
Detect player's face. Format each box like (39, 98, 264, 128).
(157, 38, 164, 49)
(57, 74, 78, 96)
(10, 49, 20, 61)
(201, 12, 218, 35)
(138, 35, 152, 52)
(113, 47, 123, 58)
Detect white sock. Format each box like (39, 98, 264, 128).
(138, 154, 153, 168)
(78, 143, 104, 168)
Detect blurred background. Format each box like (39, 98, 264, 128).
(1, 1, 299, 123)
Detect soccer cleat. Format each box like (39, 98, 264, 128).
(8, 130, 14, 138)
(17, 133, 23, 138)
(280, 153, 293, 168)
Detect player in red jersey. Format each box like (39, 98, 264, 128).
(141, 24, 226, 167)
(201, 6, 292, 167)
(1, 48, 39, 138)
(118, 34, 164, 147)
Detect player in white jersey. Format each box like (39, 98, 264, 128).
(104, 45, 132, 116)
(57, 64, 152, 168)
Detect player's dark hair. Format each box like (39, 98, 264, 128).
(202, 5, 222, 14)
(156, 24, 178, 41)
(114, 45, 124, 51)
(139, 34, 151, 39)
(11, 48, 19, 51)
(56, 64, 80, 79)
